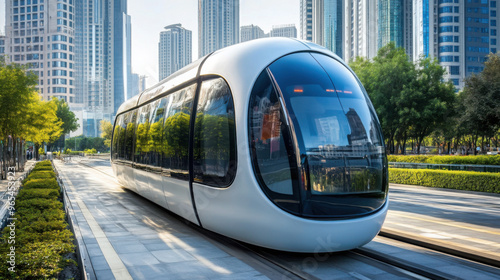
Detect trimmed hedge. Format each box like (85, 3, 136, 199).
(17, 189, 60, 201)
(388, 154, 500, 166)
(24, 170, 56, 183)
(389, 168, 500, 193)
(0, 161, 75, 279)
(23, 178, 59, 190)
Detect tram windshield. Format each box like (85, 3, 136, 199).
(249, 52, 388, 218)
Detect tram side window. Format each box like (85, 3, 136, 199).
(161, 84, 196, 179)
(118, 112, 129, 160)
(193, 78, 237, 187)
(148, 98, 168, 167)
(112, 114, 124, 160)
(124, 110, 138, 161)
(134, 103, 152, 165)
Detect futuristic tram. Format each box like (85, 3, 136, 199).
(111, 38, 388, 252)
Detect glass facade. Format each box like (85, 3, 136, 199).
(249, 52, 387, 218)
(378, 0, 405, 49)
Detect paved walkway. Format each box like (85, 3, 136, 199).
(54, 159, 269, 280)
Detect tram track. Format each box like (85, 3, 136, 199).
(74, 159, 499, 279)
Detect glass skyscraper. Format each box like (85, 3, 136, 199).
(378, 0, 405, 49)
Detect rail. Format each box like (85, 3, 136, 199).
(389, 162, 500, 173)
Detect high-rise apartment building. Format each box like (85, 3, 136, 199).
(300, 0, 313, 41)
(198, 0, 239, 57)
(74, 0, 132, 136)
(240, 24, 265, 42)
(158, 24, 192, 81)
(344, 0, 378, 63)
(5, 0, 76, 105)
(269, 24, 297, 38)
(300, 0, 343, 58)
(403, 1, 413, 60)
(413, 0, 499, 90)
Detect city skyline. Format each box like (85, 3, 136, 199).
(0, 0, 300, 87)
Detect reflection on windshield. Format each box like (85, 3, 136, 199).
(269, 52, 385, 197)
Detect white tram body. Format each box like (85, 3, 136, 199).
(111, 38, 388, 252)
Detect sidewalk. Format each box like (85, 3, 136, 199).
(54, 160, 269, 280)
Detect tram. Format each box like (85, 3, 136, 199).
(111, 38, 388, 252)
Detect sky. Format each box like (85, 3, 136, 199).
(0, 0, 300, 87)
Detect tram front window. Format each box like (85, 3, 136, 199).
(264, 52, 387, 218)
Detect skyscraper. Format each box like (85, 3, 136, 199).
(74, 0, 132, 136)
(413, 0, 499, 90)
(158, 24, 192, 81)
(300, 0, 343, 58)
(240, 25, 265, 42)
(5, 0, 76, 105)
(198, 0, 239, 58)
(300, 0, 313, 41)
(378, 0, 404, 49)
(344, 0, 378, 63)
(323, 0, 343, 58)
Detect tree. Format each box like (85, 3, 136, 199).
(100, 120, 113, 148)
(48, 98, 79, 151)
(350, 42, 415, 154)
(406, 57, 456, 154)
(459, 53, 500, 154)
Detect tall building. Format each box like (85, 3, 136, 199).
(74, 0, 132, 136)
(241, 24, 265, 42)
(129, 73, 140, 100)
(324, 0, 344, 58)
(198, 0, 239, 57)
(403, 1, 413, 60)
(300, 0, 344, 58)
(158, 24, 192, 81)
(413, 0, 499, 90)
(378, 0, 404, 49)
(300, 0, 313, 41)
(344, 0, 378, 63)
(269, 24, 297, 38)
(5, 0, 76, 105)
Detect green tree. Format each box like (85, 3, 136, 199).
(459, 53, 500, 154)
(48, 97, 79, 151)
(406, 57, 456, 154)
(100, 119, 113, 148)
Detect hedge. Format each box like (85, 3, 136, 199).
(24, 170, 56, 182)
(0, 161, 75, 279)
(389, 168, 500, 193)
(23, 178, 59, 190)
(387, 154, 500, 165)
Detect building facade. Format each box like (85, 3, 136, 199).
(413, 0, 499, 90)
(5, 0, 76, 105)
(378, 0, 405, 49)
(158, 24, 192, 81)
(240, 24, 265, 42)
(300, 0, 313, 41)
(0, 35, 5, 55)
(198, 0, 239, 57)
(269, 24, 297, 38)
(343, 0, 378, 63)
(73, 0, 132, 136)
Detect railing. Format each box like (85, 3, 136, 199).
(389, 162, 500, 173)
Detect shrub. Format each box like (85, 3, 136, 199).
(16, 198, 63, 212)
(25, 170, 56, 182)
(37, 160, 52, 166)
(387, 154, 500, 166)
(17, 188, 60, 201)
(15, 208, 65, 223)
(389, 168, 500, 193)
(33, 165, 53, 171)
(23, 178, 59, 190)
